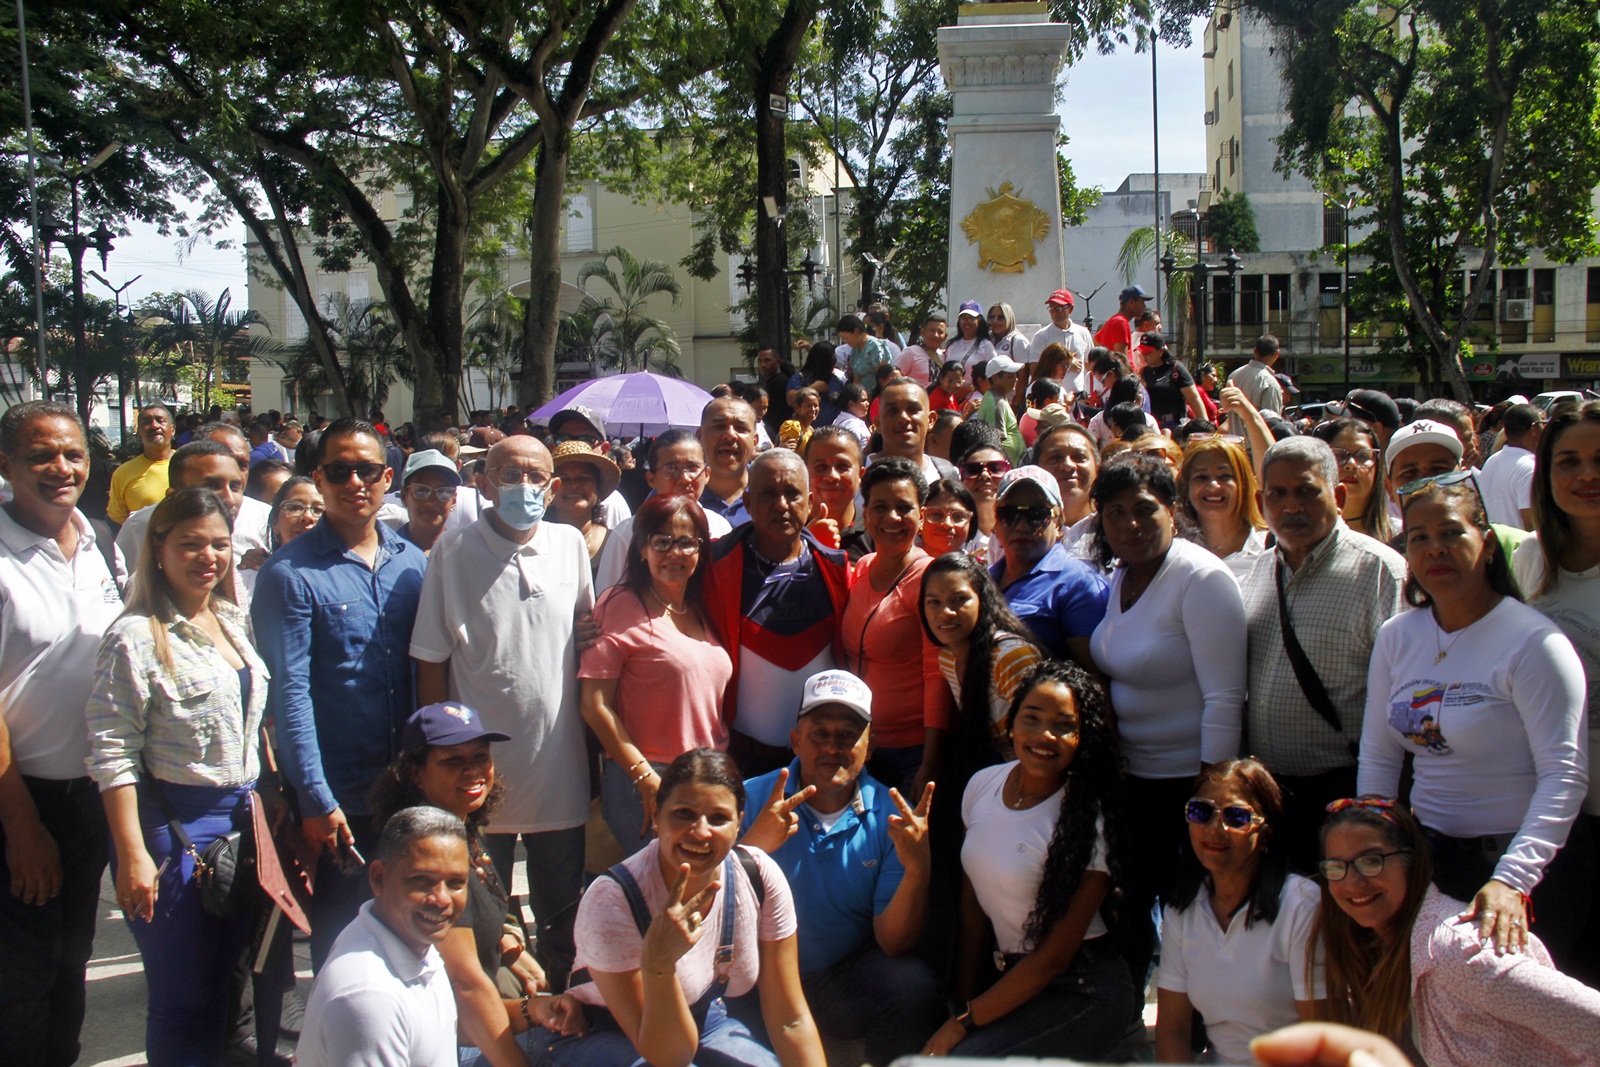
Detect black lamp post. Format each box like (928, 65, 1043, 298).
(735, 252, 822, 330)
(1159, 213, 1241, 371)
(38, 144, 119, 428)
(1328, 195, 1355, 393)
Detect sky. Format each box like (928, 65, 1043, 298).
(95, 15, 1211, 312)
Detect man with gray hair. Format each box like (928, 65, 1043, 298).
(704, 449, 851, 777)
(1242, 435, 1406, 871)
(296, 806, 469, 1067)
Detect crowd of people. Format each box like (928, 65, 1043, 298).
(3, 282, 1600, 1067)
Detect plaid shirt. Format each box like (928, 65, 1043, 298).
(87, 599, 267, 790)
(1242, 524, 1406, 776)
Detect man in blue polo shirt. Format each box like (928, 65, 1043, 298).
(738, 670, 941, 1065)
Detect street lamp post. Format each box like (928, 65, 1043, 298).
(37, 143, 120, 427)
(1159, 211, 1241, 371)
(1333, 196, 1355, 393)
(736, 252, 822, 349)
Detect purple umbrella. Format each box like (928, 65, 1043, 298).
(530, 372, 714, 436)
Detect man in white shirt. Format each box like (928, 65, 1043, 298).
(1028, 289, 1094, 396)
(411, 435, 594, 982)
(0, 400, 123, 1067)
(594, 430, 731, 594)
(1477, 402, 1544, 530)
(297, 806, 468, 1067)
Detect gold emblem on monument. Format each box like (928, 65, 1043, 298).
(960, 183, 1051, 274)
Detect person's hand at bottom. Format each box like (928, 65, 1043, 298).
(1250, 1021, 1412, 1067)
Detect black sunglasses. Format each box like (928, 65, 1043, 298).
(320, 461, 387, 485)
(960, 459, 1011, 479)
(996, 504, 1054, 527)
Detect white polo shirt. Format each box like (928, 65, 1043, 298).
(410, 515, 594, 833)
(0, 507, 122, 779)
(297, 901, 458, 1067)
(1478, 443, 1537, 530)
(117, 495, 271, 603)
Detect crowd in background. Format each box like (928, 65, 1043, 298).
(2, 281, 1600, 1067)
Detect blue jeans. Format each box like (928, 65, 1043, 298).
(601, 759, 666, 860)
(950, 938, 1137, 1059)
(484, 826, 586, 989)
(0, 776, 108, 1067)
(527, 998, 776, 1067)
(113, 780, 256, 1067)
(729, 945, 940, 1066)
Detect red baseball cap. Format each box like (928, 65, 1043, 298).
(1046, 289, 1075, 308)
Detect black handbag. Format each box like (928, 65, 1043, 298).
(143, 769, 261, 918)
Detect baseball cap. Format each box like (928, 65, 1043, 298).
(1274, 372, 1301, 396)
(957, 299, 983, 319)
(997, 464, 1063, 507)
(1035, 403, 1074, 432)
(403, 449, 462, 487)
(1046, 289, 1075, 308)
(1384, 418, 1464, 469)
(1119, 284, 1152, 303)
(985, 354, 1024, 377)
(797, 669, 872, 722)
(550, 405, 607, 441)
(401, 702, 511, 751)
(1330, 388, 1402, 430)
(1141, 332, 1167, 350)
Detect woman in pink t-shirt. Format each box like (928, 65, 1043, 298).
(580, 495, 733, 857)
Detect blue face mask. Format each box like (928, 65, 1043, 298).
(494, 484, 547, 530)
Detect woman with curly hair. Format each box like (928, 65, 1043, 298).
(1312, 417, 1393, 542)
(370, 703, 585, 1066)
(1316, 798, 1600, 1065)
(1155, 759, 1324, 1064)
(1179, 436, 1269, 581)
(920, 660, 1136, 1059)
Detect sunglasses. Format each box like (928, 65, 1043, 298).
(961, 459, 1012, 479)
(1319, 849, 1412, 883)
(1397, 469, 1478, 498)
(320, 461, 387, 485)
(996, 504, 1054, 527)
(1184, 798, 1263, 832)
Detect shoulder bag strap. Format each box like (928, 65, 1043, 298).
(139, 758, 200, 867)
(564, 862, 654, 989)
(1275, 559, 1357, 757)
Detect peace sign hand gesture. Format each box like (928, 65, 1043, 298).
(740, 769, 816, 854)
(887, 782, 934, 875)
(639, 863, 721, 976)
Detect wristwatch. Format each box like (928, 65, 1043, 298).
(953, 1002, 978, 1033)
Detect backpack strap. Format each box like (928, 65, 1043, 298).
(733, 845, 765, 913)
(565, 862, 654, 989)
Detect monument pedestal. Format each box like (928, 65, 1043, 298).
(939, 2, 1072, 322)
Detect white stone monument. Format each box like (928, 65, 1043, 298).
(939, 2, 1072, 325)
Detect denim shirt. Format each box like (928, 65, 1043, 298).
(252, 519, 426, 816)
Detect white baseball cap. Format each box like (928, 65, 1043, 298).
(797, 669, 872, 722)
(1384, 418, 1464, 470)
(985, 354, 1024, 377)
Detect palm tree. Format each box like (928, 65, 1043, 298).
(463, 292, 524, 411)
(260, 293, 409, 416)
(575, 246, 683, 374)
(1118, 226, 1194, 356)
(139, 288, 266, 411)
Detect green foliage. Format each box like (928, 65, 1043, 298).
(574, 246, 684, 374)
(1204, 190, 1259, 253)
(138, 288, 265, 412)
(1243, 0, 1600, 398)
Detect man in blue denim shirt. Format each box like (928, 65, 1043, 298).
(253, 419, 427, 969)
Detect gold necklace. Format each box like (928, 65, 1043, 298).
(648, 588, 687, 616)
(1006, 765, 1061, 809)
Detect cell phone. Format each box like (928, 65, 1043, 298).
(334, 837, 366, 876)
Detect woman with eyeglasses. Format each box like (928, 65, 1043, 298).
(1358, 473, 1589, 965)
(1514, 400, 1600, 979)
(1088, 452, 1247, 990)
(958, 442, 1011, 562)
(580, 495, 732, 856)
(919, 479, 980, 559)
(836, 457, 954, 796)
(920, 660, 1136, 1059)
(267, 475, 324, 550)
(1315, 798, 1600, 1065)
(992, 467, 1109, 667)
(1031, 424, 1099, 555)
(1312, 417, 1393, 542)
(1178, 437, 1270, 582)
(548, 441, 621, 575)
(1155, 759, 1324, 1064)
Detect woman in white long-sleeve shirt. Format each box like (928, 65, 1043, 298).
(1358, 472, 1589, 964)
(1087, 452, 1247, 990)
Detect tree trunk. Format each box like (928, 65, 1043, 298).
(519, 135, 571, 410)
(418, 188, 469, 431)
(754, 98, 791, 353)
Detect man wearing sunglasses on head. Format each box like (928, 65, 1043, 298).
(253, 418, 429, 970)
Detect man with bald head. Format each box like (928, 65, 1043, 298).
(253, 418, 429, 968)
(410, 434, 594, 981)
(871, 379, 958, 483)
(704, 449, 851, 776)
(698, 395, 761, 527)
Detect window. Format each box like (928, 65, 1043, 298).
(1586, 267, 1600, 343)
(1534, 267, 1556, 343)
(1323, 203, 1347, 249)
(1227, 62, 1234, 100)
(1239, 274, 1264, 326)
(1267, 274, 1291, 332)
(1469, 271, 1495, 322)
(1318, 273, 1343, 347)
(1214, 89, 1220, 117)
(345, 272, 370, 308)
(283, 290, 307, 342)
(1501, 268, 1528, 346)
(564, 190, 594, 253)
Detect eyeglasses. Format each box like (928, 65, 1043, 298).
(279, 502, 325, 519)
(996, 504, 1054, 527)
(653, 461, 706, 478)
(923, 507, 972, 527)
(1397, 469, 1478, 498)
(551, 432, 603, 448)
(320, 461, 387, 485)
(960, 459, 1011, 479)
(646, 534, 704, 555)
(405, 485, 457, 503)
(1319, 850, 1413, 882)
(1184, 798, 1263, 832)
(486, 466, 553, 488)
(1333, 448, 1379, 468)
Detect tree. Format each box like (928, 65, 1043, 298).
(574, 246, 683, 373)
(1119, 225, 1193, 354)
(1241, 0, 1600, 400)
(1205, 190, 1260, 253)
(139, 288, 264, 412)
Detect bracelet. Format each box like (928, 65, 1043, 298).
(627, 759, 648, 773)
(634, 769, 655, 785)
(640, 963, 676, 978)
(953, 1002, 978, 1032)
(519, 995, 534, 1031)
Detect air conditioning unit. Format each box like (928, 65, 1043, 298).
(1503, 298, 1534, 321)
(1204, 110, 1218, 126)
